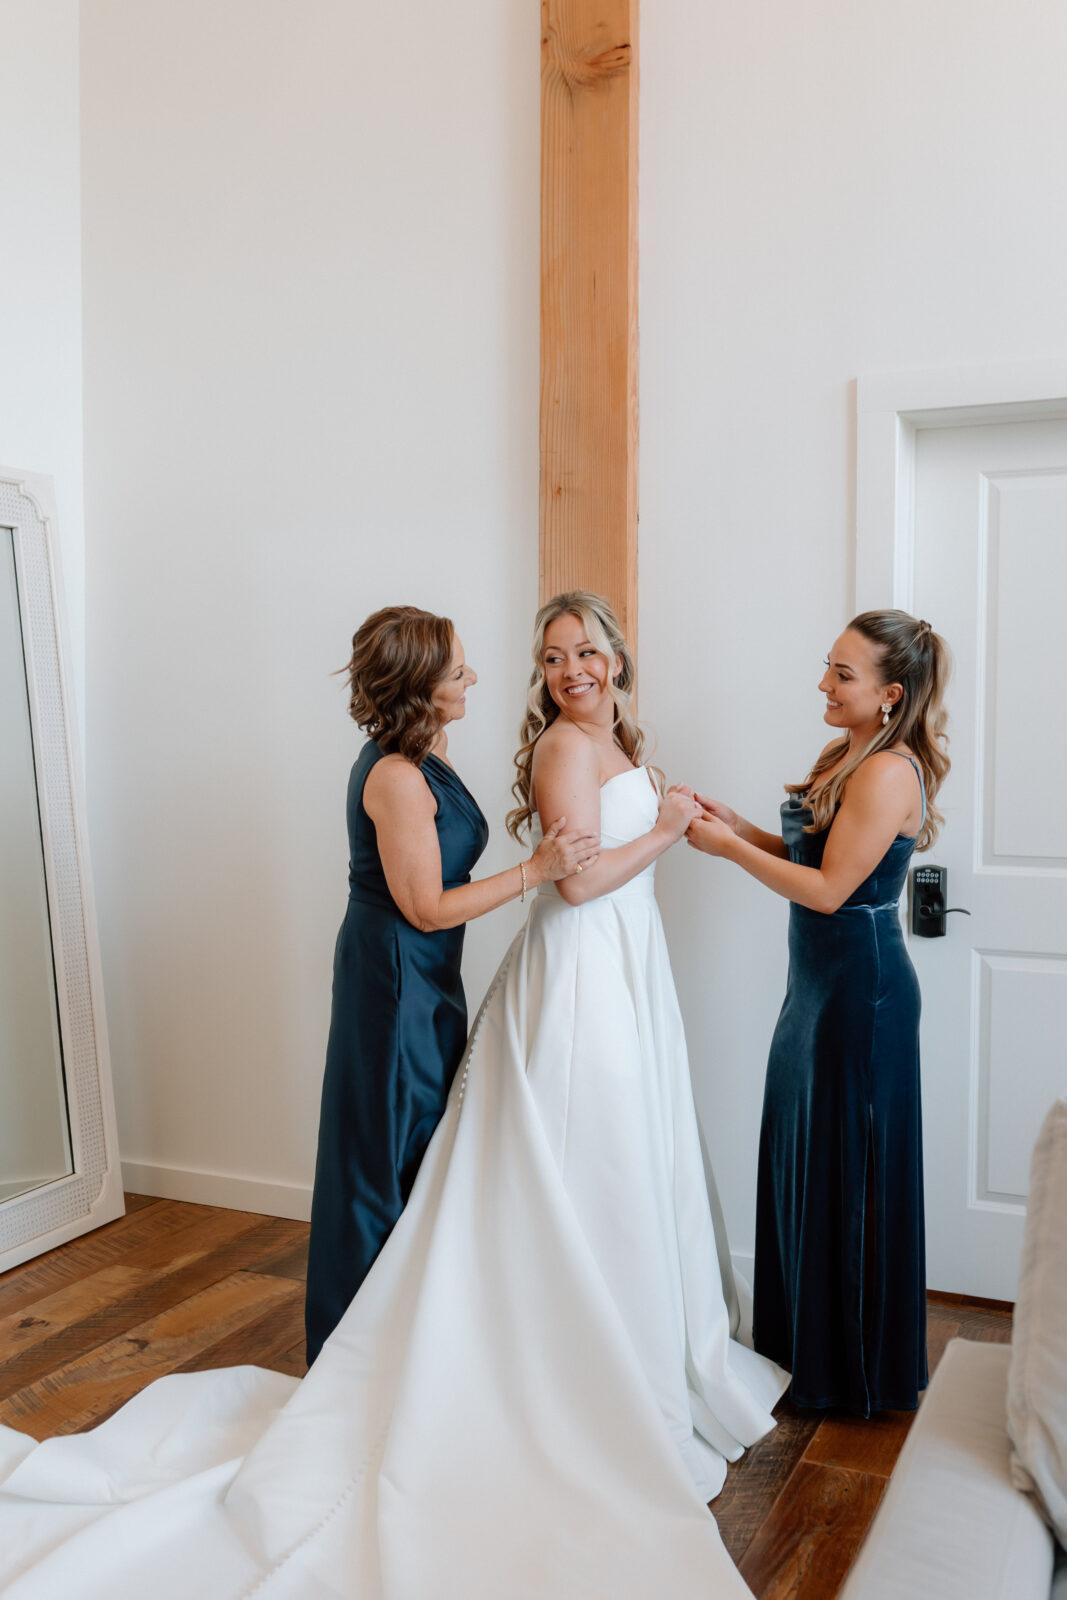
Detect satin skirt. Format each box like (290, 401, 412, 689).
(0, 881, 786, 1599)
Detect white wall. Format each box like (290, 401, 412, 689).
(81, 0, 539, 1214)
(640, 0, 1067, 1263)
(0, 0, 82, 1197)
(0, 0, 84, 702)
(80, 0, 1067, 1244)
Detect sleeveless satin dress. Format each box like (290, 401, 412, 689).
(753, 753, 928, 1414)
(304, 740, 488, 1363)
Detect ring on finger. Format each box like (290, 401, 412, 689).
(575, 862, 583, 872)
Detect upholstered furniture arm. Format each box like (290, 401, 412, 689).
(840, 1340, 1055, 1600)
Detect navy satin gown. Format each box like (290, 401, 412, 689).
(305, 740, 488, 1364)
(753, 753, 928, 1415)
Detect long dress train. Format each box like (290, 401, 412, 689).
(0, 766, 787, 1599)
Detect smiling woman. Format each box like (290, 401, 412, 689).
(686, 609, 952, 1416)
(0, 593, 788, 1600)
(304, 605, 597, 1363)
(509, 595, 691, 905)
(508, 590, 650, 832)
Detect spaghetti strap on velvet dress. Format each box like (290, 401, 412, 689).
(305, 740, 489, 1363)
(753, 752, 928, 1415)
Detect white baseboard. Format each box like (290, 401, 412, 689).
(729, 1251, 755, 1344)
(117, 1172, 759, 1262)
(731, 1249, 755, 1283)
(120, 1160, 313, 1222)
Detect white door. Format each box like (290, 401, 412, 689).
(911, 416, 1067, 1299)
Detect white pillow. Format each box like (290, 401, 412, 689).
(1007, 1096, 1067, 1547)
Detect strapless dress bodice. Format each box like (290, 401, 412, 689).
(534, 766, 659, 903)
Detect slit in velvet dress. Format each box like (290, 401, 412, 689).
(304, 739, 488, 1364)
(752, 751, 928, 1415)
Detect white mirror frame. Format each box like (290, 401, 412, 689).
(0, 468, 123, 1272)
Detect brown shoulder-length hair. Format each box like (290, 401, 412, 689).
(342, 605, 454, 765)
(787, 609, 951, 851)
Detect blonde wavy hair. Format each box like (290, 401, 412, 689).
(787, 609, 951, 851)
(506, 590, 651, 841)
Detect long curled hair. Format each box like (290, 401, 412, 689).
(506, 590, 650, 841)
(342, 604, 454, 765)
(787, 609, 951, 850)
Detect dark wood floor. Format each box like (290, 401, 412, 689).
(0, 1196, 1011, 1598)
(715, 1291, 1012, 1597)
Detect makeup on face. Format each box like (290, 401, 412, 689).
(817, 630, 890, 731)
(542, 614, 618, 723)
(431, 634, 478, 724)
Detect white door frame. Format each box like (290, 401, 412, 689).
(856, 357, 1067, 612)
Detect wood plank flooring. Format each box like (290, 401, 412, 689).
(718, 1291, 1013, 1598)
(0, 1197, 308, 1436)
(0, 1196, 1011, 1598)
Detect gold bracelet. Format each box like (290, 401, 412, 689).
(520, 861, 528, 904)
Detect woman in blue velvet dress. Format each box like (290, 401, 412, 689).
(305, 606, 598, 1364)
(685, 610, 950, 1414)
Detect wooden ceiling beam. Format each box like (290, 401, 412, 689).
(540, 0, 638, 644)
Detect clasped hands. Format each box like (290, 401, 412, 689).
(665, 785, 738, 857)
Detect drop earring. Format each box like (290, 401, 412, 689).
(880, 702, 892, 727)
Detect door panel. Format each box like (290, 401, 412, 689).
(913, 418, 1067, 1298)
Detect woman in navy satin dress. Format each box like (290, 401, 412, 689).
(305, 607, 598, 1364)
(684, 611, 950, 1414)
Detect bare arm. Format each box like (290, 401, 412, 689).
(531, 729, 698, 907)
(693, 796, 789, 859)
(686, 754, 919, 914)
(364, 756, 598, 932)
(687, 739, 846, 862)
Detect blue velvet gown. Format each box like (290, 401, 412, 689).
(752, 754, 928, 1415)
(305, 740, 488, 1364)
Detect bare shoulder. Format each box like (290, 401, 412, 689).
(532, 719, 598, 780)
(530, 721, 601, 821)
(364, 752, 436, 816)
(845, 749, 918, 805)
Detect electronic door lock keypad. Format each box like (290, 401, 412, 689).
(910, 865, 971, 938)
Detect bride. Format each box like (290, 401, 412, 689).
(0, 591, 787, 1600)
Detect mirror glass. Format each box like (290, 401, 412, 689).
(0, 525, 72, 1200)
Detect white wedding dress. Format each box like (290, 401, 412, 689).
(0, 767, 787, 1599)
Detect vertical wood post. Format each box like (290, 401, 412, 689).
(540, 0, 638, 644)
